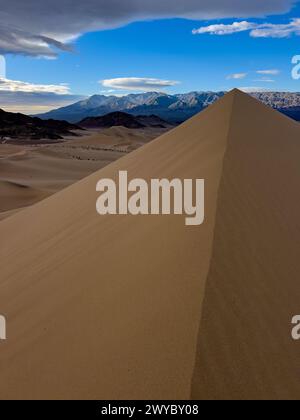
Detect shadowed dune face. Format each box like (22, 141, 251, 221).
(191, 92, 300, 400)
(0, 90, 300, 400)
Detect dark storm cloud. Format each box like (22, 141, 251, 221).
(0, 0, 295, 56)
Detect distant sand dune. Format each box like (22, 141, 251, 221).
(0, 127, 164, 220)
(0, 91, 300, 399)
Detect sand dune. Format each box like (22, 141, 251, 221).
(0, 90, 300, 399)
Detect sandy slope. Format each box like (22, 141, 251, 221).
(0, 90, 300, 400)
(0, 180, 47, 213)
(0, 208, 25, 222)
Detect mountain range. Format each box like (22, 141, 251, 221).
(36, 91, 300, 123)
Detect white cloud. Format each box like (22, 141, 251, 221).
(193, 21, 255, 35)
(0, 0, 295, 56)
(251, 19, 300, 37)
(0, 77, 70, 94)
(226, 73, 248, 80)
(193, 18, 300, 39)
(256, 69, 280, 75)
(101, 77, 180, 91)
(253, 78, 275, 82)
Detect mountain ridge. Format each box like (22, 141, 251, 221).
(0, 108, 81, 143)
(35, 91, 300, 123)
(79, 111, 173, 129)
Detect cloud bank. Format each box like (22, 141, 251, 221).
(0, 0, 295, 56)
(0, 77, 70, 94)
(0, 77, 83, 114)
(0, 91, 84, 115)
(101, 77, 180, 91)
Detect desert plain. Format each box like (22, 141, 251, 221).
(0, 125, 167, 221)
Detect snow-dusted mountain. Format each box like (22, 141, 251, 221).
(35, 92, 225, 123)
(36, 91, 300, 123)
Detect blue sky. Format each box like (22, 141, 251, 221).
(1, 0, 300, 113)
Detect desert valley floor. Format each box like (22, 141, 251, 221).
(0, 126, 168, 221)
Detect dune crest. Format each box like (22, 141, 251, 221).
(0, 90, 300, 400)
